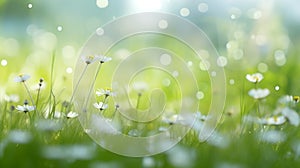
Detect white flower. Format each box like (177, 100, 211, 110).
(53, 111, 64, 119)
(132, 81, 149, 92)
(278, 95, 293, 106)
(158, 126, 169, 132)
(246, 73, 263, 83)
(16, 104, 35, 113)
(281, 107, 299, 126)
(248, 88, 270, 99)
(31, 82, 46, 91)
(81, 55, 100, 64)
(66, 111, 79, 119)
(99, 55, 112, 63)
(93, 102, 108, 111)
(14, 74, 30, 83)
(43, 107, 64, 119)
(260, 116, 286, 125)
(258, 130, 286, 144)
(162, 114, 184, 125)
(195, 111, 207, 121)
(128, 129, 142, 137)
(96, 88, 115, 97)
(4, 94, 19, 103)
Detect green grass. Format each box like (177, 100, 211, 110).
(1, 2, 300, 166)
(1, 48, 300, 167)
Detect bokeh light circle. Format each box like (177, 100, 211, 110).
(74, 12, 226, 157)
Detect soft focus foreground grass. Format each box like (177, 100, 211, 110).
(0, 51, 300, 168)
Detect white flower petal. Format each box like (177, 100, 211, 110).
(4, 94, 19, 102)
(95, 88, 115, 97)
(81, 55, 100, 64)
(93, 102, 108, 110)
(260, 116, 286, 125)
(14, 74, 31, 83)
(132, 82, 149, 92)
(278, 95, 293, 106)
(248, 88, 270, 99)
(282, 107, 299, 126)
(16, 105, 25, 111)
(246, 73, 263, 83)
(258, 130, 286, 144)
(67, 111, 79, 118)
(16, 104, 35, 113)
(98, 55, 112, 63)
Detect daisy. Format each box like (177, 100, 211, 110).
(14, 74, 30, 83)
(246, 73, 263, 83)
(16, 101, 35, 113)
(195, 111, 207, 121)
(66, 111, 79, 119)
(96, 88, 115, 97)
(81, 55, 100, 64)
(4, 94, 19, 103)
(162, 114, 184, 125)
(31, 82, 46, 91)
(260, 116, 286, 125)
(248, 88, 270, 99)
(278, 95, 293, 105)
(132, 81, 149, 92)
(98, 55, 112, 63)
(93, 102, 108, 111)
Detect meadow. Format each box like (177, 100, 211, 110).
(1, 0, 300, 167)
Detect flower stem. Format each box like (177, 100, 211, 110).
(136, 93, 142, 120)
(23, 82, 35, 106)
(35, 87, 41, 118)
(84, 63, 103, 110)
(69, 64, 88, 110)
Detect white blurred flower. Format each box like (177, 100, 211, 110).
(132, 81, 149, 92)
(128, 129, 142, 137)
(248, 88, 270, 99)
(66, 111, 79, 119)
(246, 73, 263, 83)
(258, 130, 286, 144)
(93, 102, 108, 111)
(31, 82, 46, 91)
(53, 111, 64, 118)
(195, 111, 207, 121)
(282, 107, 299, 126)
(278, 95, 293, 106)
(14, 74, 30, 83)
(162, 114, 184, 125)
(81, 55, 100, 64)
(44, 107, 65, 119)
(4, 94, 19, 103)
(96, 88, 115, 97)
(16, 104, 35, 113)
(260, 116, 286, 125)
(99, 55, 112, 63)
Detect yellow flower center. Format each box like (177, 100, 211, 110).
(293, 96, 300, 103)
(274, 116, 278, 122)
(88, 55, 94, 60)
(254, 76, 259, 82)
